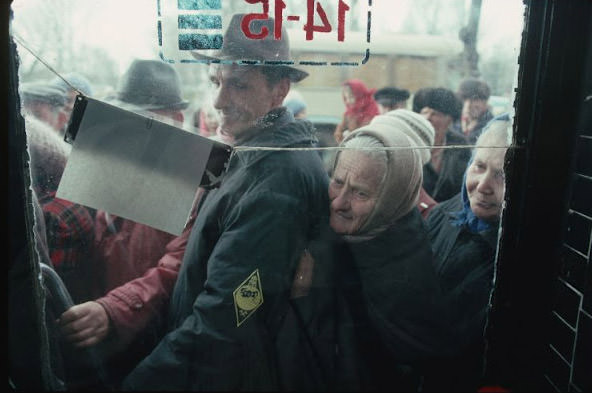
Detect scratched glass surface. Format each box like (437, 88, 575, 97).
(11, 0, 524, 390)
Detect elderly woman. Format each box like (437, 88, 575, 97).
(423, 118, 511, 391)
(330, 110, 455, 391)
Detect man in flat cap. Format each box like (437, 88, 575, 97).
(123, 14, 330, 391)
(20, 81, 68, 134)
(374, 86, 410, 114)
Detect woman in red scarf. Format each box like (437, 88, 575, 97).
(334, 79, 380, 143)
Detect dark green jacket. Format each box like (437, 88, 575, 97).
(123, 109, 330, 391)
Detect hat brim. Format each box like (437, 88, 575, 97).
(191, 51, 309, 83)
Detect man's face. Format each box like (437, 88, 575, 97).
(329, 150, 384, 235)
(420, 106, 453, 136)
(465, 98, 488, 119)
(26, 102, 61, 132)
(465, 146, 507, 222)
(208, 64, 287, 138)
(377, 101, 406, 114)
(377, 103, 392, 114)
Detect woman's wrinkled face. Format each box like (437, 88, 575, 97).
(329, 151, 384, 235)
(465, 146, 507, 222)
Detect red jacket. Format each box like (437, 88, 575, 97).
(95, 220, 193, 349)
(94, 190, 203, 349)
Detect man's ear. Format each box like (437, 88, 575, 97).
(272, 78, 291, 108)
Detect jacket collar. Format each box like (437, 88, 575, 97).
(230, 107, 317, 168)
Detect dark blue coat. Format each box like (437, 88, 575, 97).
(333, 209, 457, 391)
(423, 193, 499, 391)
(123, 109, 330, 391)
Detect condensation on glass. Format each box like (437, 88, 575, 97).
(10, 0, 524, 390)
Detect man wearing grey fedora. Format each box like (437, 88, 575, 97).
(57, 60, 198, 383)
(123, 14, 331, 391)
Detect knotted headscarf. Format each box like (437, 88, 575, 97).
(343, 79, 380, 127)
(336, 113, 424, 238)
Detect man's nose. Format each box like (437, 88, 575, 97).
(213, 85, 229, 110)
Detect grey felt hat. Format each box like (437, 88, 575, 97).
(192, 14, 308, 83)
(111, 59, 189, 111)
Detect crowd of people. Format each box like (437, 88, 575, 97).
(22, 13, 511, 392)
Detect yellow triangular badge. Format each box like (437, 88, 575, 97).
(233, 269, 264, 327)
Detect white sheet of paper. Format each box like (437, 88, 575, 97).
(57, 98, 216, 235)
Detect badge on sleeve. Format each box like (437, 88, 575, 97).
(233, 269, 264, 327)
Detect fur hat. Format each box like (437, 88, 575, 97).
(417, 87, 462, 121)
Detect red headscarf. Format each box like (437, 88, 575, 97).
(343, 79, 380, 127)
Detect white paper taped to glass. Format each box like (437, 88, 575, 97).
(57, 96, 231, 235)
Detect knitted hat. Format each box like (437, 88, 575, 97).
(379, 109, 435, 164)
(338, 113, 423, 236)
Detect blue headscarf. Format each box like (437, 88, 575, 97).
(452, 112, 511, 233)
(452, 158, 493, 234)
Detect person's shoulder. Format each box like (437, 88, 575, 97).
(440, 193, 463, 213)
(427, 194, 461, 226)
(42, 199, 94, 235)
(446, 129, 469, 145)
